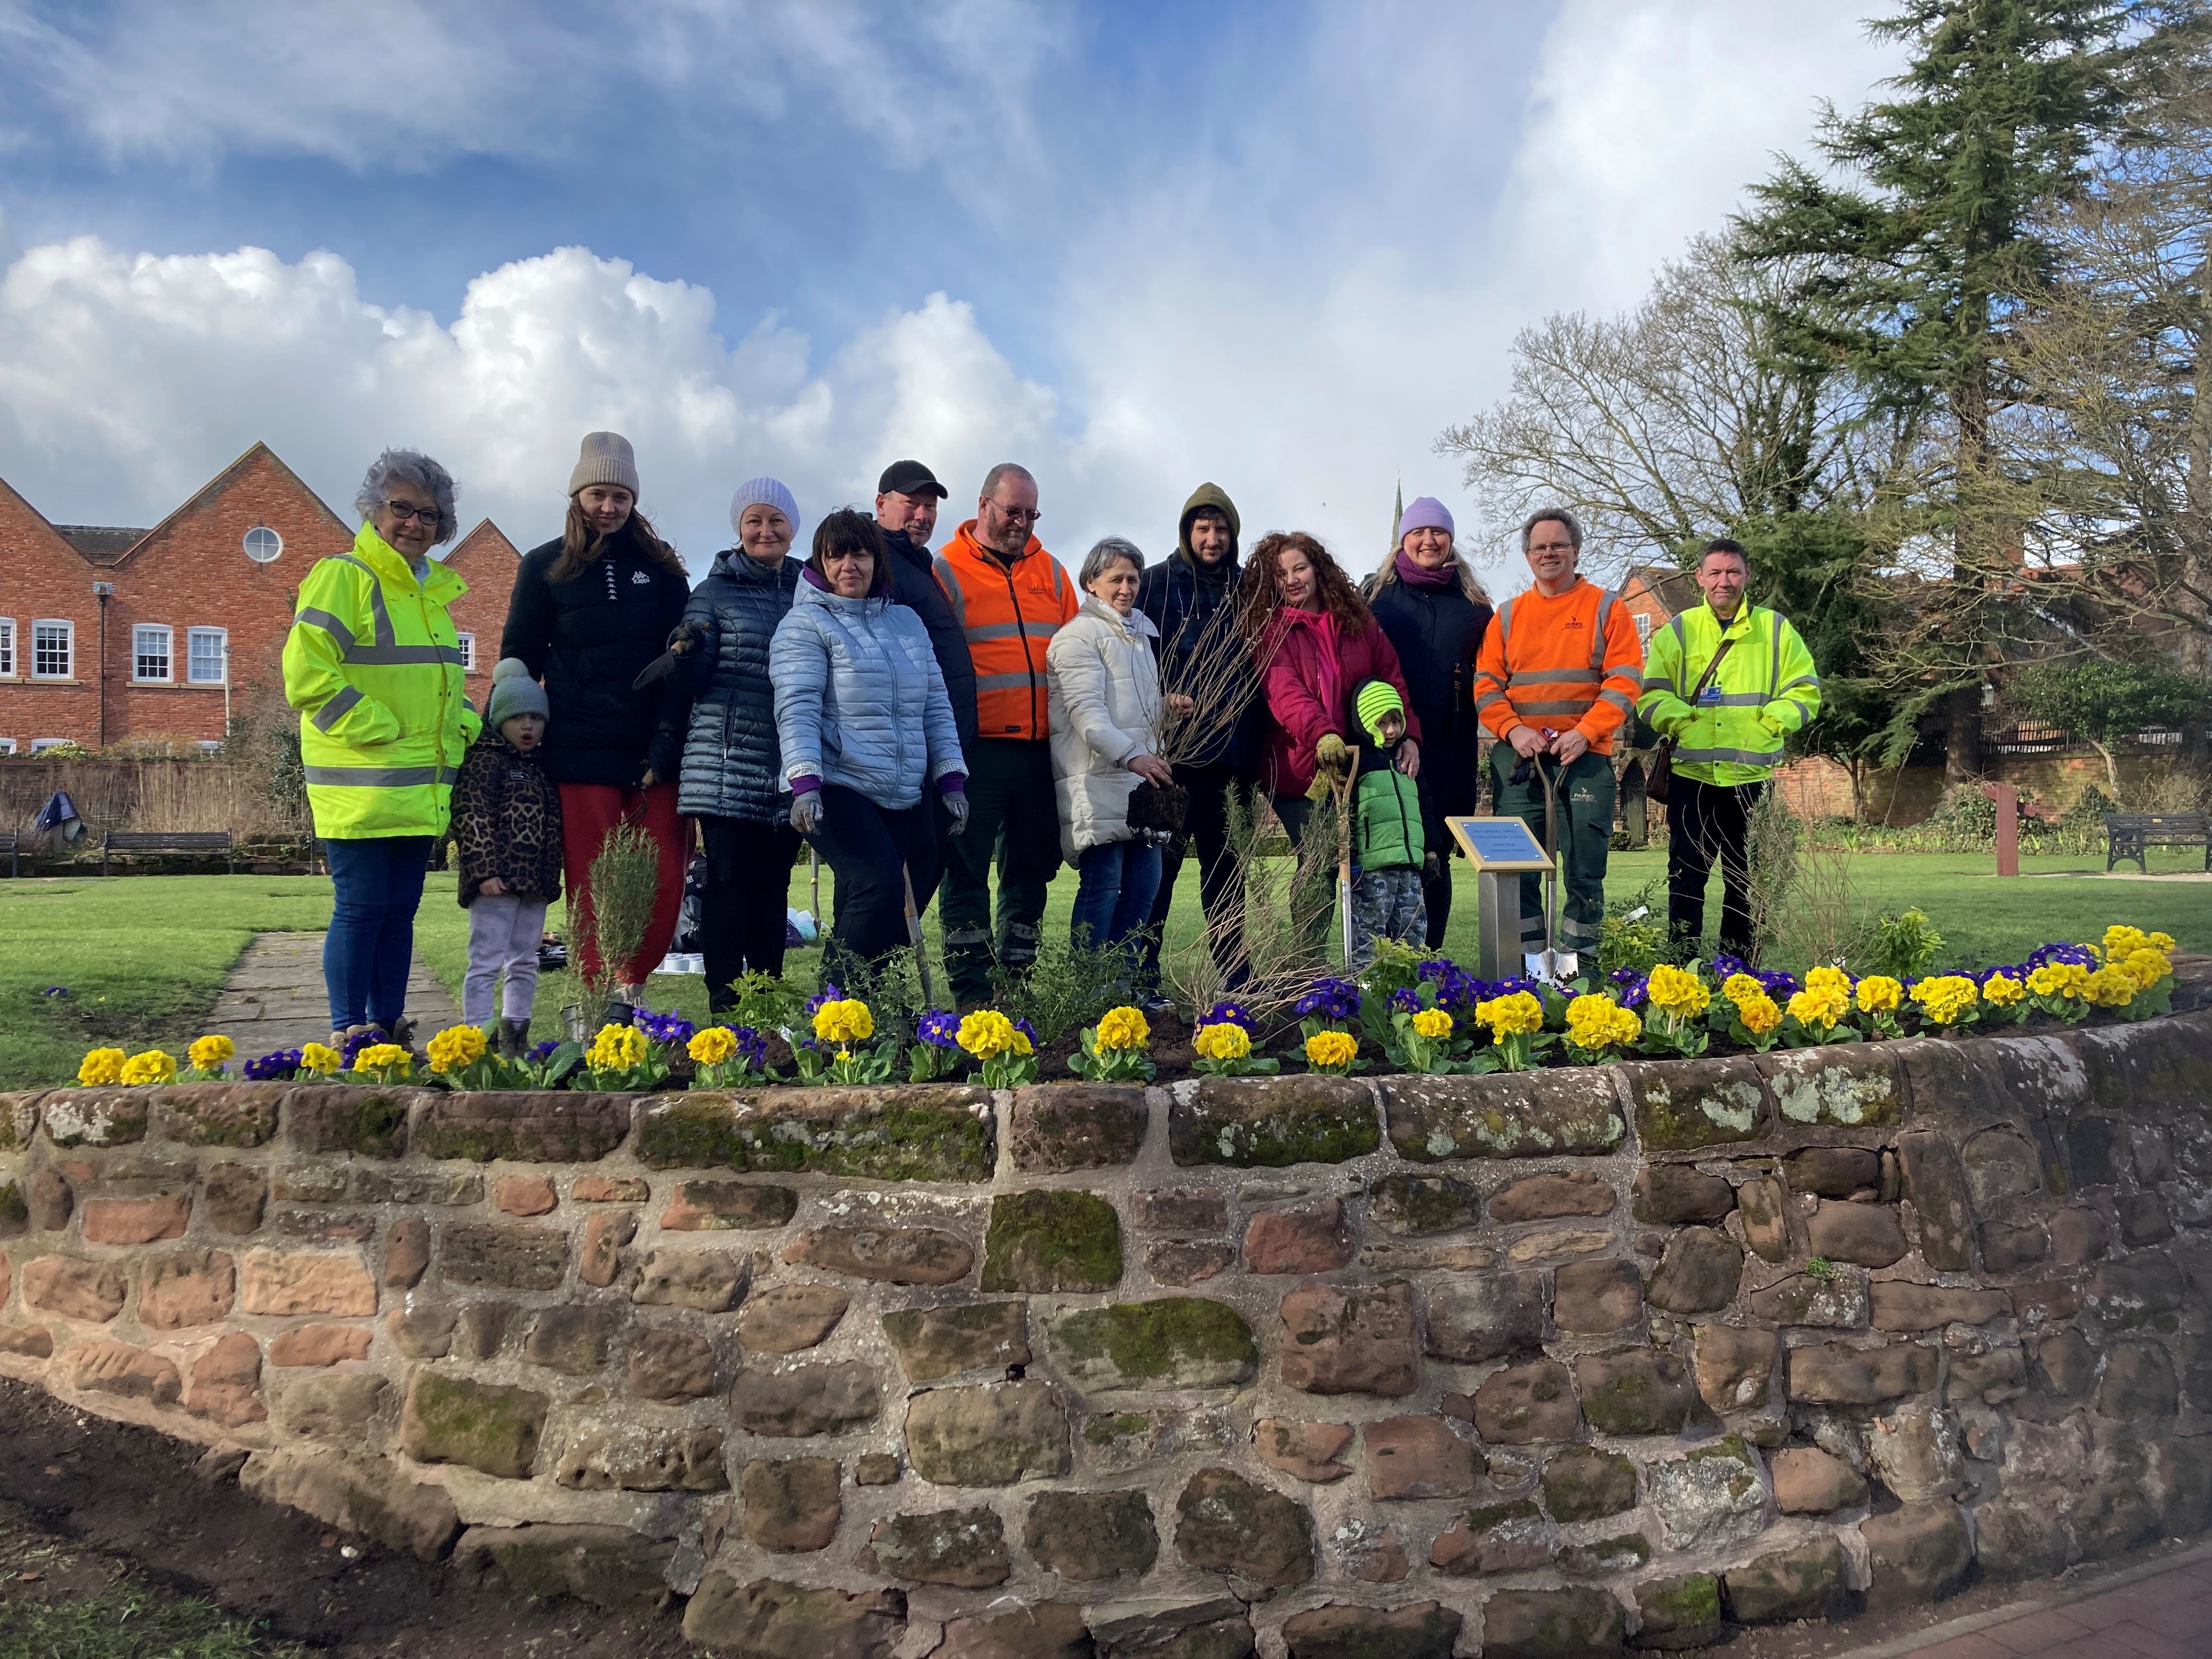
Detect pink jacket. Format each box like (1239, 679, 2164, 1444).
(1258, 607, 1420, 797)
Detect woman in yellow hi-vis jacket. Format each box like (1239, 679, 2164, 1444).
(283, 449, 480, 1049)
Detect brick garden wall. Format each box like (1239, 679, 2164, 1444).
(1, 1019, 2209, 1657)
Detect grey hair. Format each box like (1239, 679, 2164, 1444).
(354, 448, 460, 546)
(1520, 506, 1583, 554)
(980, 461, 1036, 501)
(1080, 536, 1145, 589)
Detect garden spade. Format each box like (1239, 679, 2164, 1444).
(903, 867, 938, 1009)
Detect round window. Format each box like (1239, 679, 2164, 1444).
(243, 526, 283, 563)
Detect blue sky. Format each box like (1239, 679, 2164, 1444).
(0, 1, 1898, 583)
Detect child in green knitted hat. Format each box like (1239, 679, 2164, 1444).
(1347, 679, 1426, 969)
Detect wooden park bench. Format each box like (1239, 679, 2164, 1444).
(102, 829, 235, 876)
(2104, 810, 2212, 874)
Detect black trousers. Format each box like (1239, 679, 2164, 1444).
(808, 783, 934, 989)
(699, 817, 803, 1009)
(1141, 760, 1254, 992)
(1421, 837, 1453, 950)
(1667, 776, 1765, 956)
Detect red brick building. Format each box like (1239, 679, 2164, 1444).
(0, 443, 520, 755)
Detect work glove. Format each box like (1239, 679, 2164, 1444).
(1316, 733, 1349, 773)
(789, 790, 825, 836)
(944, 791, 971, 837)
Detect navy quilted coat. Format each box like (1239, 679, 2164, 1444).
(770, 575, 966, 810)
(668, 546, 803, 823)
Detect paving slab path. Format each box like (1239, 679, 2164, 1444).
(201, 930, 459, 1056)
(1840, 1543, 2212, 1658)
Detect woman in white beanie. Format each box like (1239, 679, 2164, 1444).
(499, 431, 692, 1020)
(655, 478, 806, 1014)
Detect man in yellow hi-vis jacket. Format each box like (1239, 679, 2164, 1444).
(283, 450, 479, 1047)
(1635, 538, 1820, 957)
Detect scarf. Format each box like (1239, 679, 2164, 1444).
(1394, 548, 1457, 591)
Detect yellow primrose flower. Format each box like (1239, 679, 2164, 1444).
(811, 998, 874, 1046)
(1193, 1022, 1251, 1062)
(689, 1026, 738, 1065)
(1721, 973, 1765, 1006)
(2081, 964, 2136, 1008)
(77, 1047, 127, 1086)
(1475, 991, 1546, 1039)
(1564, 995, 1639, 1050)
(1645, 964, 1710, 1018)
(1094, 1006, 1151, 1051)
(1787, 988, 1846, 1030)
(2120, 947, 2172, 992)
(2149, 930, 2175, 951)
(119, 1048, 177, 1086)
(425, 1025, 487, 1075)
(2101, 924, 2149, 962)
(1982, 973, 2024, 1007)
(2027, 961, 2088, 1000)
(1410, 1007, 1454, 1040)
(1855, 976, 1903, 1014)
(354, 1042, 413, 1075)
(1012, 1028, 1034, 1056)
(1305, 1029, 1358, 1069)
(301, 1042, 343, 1075)
(1909, 974, 1979, 1025)
(957, 1009, 1015, 1060)
(1804, 964, 1852, 1000)
(1737, 993, 1782, 1035)
(187, 1034, 235, 1071)
(586, 1024, 648, 1071)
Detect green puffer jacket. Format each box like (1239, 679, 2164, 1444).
(1352, 746, 1424, 872)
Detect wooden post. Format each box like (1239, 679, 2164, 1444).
(1982, 782, 2019, 878)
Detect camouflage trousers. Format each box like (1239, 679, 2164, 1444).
(1349, 866, 1426, 971)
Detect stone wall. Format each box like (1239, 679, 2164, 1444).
(3, 1016, 2210, 1658)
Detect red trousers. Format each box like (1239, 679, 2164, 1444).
(558, 781, 690, 986)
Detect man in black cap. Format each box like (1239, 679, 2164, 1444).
(876, 460, 975, 913)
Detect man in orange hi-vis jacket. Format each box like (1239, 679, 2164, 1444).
(934, 462, 1080, 1007)
(1471, 507, 1644, 978)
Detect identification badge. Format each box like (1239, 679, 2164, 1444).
(1697, 686, 1722, 706)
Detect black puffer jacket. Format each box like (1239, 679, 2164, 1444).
(1136, 482, 1256, 769)
(663, 546, 802, 824)
(1366, 571, 1493, 821)
(884, 528, 977, 749)
(500, 527, 691, 787)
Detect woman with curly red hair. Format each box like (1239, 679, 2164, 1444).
(1240, 530, 1421, 850)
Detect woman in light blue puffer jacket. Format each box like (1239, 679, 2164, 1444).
(770, 509, 968, 985)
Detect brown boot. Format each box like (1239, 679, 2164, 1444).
(498, 1019, 530, 1060)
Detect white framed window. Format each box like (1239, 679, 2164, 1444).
(0, 738, 16, 755)
(242, 526, 283, 563)
(133, 624, 173, 682)
(31, 738, 71, 754)
(456, 631, 476, 670)
(1634, 611, 1655, 644)
(32, 620, 72, 680)
(188, 627, 228, 685)
(0, 618, 14, 677)
(197, 740, 223, 755)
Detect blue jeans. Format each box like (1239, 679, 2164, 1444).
(323, 836, 432, 1029)
(1072, 838, 1163, 961)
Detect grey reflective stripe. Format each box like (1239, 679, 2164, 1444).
(1643, 676, 1677, 693)
(975, 673, 1037, 691)
(1772, 702, 1809, 729)
(303, 765, 460, 787)
(1591, 591, 1616, 670)
(311, 685, 365, 732)
(330, 554, 397, 646)
(1515, 697, 1600, 716)
(1672, 745, 1780, 766)
(963, 621, 1060, 642)
(1494, 596, 1515, 656)
(295, 607, 358, 651)
(1779, 674, 1820, 693)
(345, 645, 465, 666)
(1768, 608, 1784, 697)
(1513, 668, 1602, 685)
(1609, 666, 1644, 689)
(934, 557, 967, 630)
(1711, 692, 1770, 707)
(1597, 689, 1635, 713)
(1473, 690, 1508, 712)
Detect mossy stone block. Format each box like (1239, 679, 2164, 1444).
(400, 1370, 548, 1479)
(1048, 1297, 1257, 1390)
(981, 1190, 1121, 1292)
(416, 1092, 631, 1162)
(285, 1085, 415, 1158)
(882, 1301, 1030, 1383)
(1542, 1444, 1637, 1523)
(1755, 1046, 1901, 1130)
(1370, 1172, 1481, 1235)
(151, 1084, 285, 1147)
(1635, 1572, 1723, 1650)
(1170, 1076, 1379, 1167)
(1009, 1084, 1148, 1172)
(1384, 1071, 1624, 1161)
(1624, 1057, 1767, 1152)
(0, 1093, 40, 1151)
(635, 1086, 992, 1181)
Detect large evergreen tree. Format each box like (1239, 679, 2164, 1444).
(1736, 0, 2142, 777)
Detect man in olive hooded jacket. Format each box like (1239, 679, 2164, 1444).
(1135, 483, 1257, 996)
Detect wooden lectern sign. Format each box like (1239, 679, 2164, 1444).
(1445, 816, 1555, 979)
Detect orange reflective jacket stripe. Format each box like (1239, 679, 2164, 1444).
(934, 521, 1079, 740)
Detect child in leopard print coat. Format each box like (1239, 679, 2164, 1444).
(453, 659, 564, 1051)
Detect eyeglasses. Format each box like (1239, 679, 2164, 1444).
(990, 504, 1042, 524)
(382, 502, 442, 525)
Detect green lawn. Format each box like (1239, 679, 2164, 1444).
(3, 845, 2206, 1089)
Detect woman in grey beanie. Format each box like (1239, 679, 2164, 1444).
(656, 477, 805, 1011)
(498, 432, 692, 1018)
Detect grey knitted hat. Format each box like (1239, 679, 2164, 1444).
(568, 431, 640, 498)
(487, 657, 550, 730)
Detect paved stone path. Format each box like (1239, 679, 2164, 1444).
(201, 931, 459, 1056)
(1845, 1546, 2212, 1658)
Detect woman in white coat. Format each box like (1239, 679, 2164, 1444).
(1048, 537, 1178, 963)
